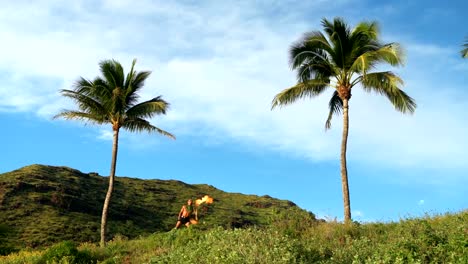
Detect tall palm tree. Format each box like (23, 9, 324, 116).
(55, 59, 175, 246)
(462, 38, 468, 58)
(272, 18, 416, 223)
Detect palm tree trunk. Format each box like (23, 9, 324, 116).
(341, 99, 351, 223)
(100, 128, 119, 247)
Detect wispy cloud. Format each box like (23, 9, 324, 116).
(352, 210, 364, 218)
(0, 0, 467, 185)
(97, 129, 113, 141)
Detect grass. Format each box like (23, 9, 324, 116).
(1, 210, 466, 263)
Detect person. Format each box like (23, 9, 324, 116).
(174, 199, 193, 229)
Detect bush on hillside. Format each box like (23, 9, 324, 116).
(0, 225, 17, 256)
(36, 241, 96, 264)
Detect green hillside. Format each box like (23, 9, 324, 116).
(0, 164, 312, 251)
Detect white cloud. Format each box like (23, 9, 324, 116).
(0, 0, 467, 185)
(418, 200, 425, 206)
(352, 210, 364, 218)
(97, 129, 113, 141)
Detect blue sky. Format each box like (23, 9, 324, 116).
(1, 0, 467, 222)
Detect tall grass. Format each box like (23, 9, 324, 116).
(1, 210, 466, 263)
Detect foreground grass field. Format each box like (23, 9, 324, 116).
(1, 210, 466, 264)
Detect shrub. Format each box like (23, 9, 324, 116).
(36, 241, 96, 264)
(0, 225, 17, 256)
(0, 246, 17, 257)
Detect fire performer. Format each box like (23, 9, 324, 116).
(174, 199, 194, 229)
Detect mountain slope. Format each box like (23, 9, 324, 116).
(0, 164, 312, 249)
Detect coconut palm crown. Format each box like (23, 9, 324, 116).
(56, 59, 175, 137)
(272, 18, 416, 222)
(55, 59, 174, 246)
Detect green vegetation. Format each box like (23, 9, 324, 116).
(54, 59, 175, 246)
(1, 210, 466, 263)
(0, 164, 304, 251)
(271, 17, 416, 222)
(36, 241, 96, 264)
(0, 225, 16, 256)
(1, 166, 466, 263)
(462, 39, 468, 58)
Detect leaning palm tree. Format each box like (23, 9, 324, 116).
(272, 18, 416, 223)
(55, 59, 175, 246)
(462, 38, 468, 58)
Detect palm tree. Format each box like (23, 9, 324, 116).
(462, 38, 468, 58)
(55, 59, 175, 246)
(271, 18, 416, 223)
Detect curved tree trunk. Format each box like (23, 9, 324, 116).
(341, 99, 351, 223)
(100, 129, 119, 247)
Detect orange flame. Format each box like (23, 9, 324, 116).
(194, 195, 214, 221)
(195, 195, 214, 206)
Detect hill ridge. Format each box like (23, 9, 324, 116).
(0, 164, 311, 249)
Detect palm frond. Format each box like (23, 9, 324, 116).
(131, 71, 152, 90)
(271, 80, 329, 109)
(60, 89, 107, 116)
(361, 71, 416, 113)
(73, 77, 113, 109)
(321, 17, 349, 42)
(290, 31, 334, 70)
(125, 70, 152, 107)
(91, 77, 112, 96)
(125, 59, 137, 90)
(462, 39, 468, 58)
(123, 118, 175, 139)
(325, 91, 343, 130)
(85, 77, 116, 115)
(99, 59, 125, 89)
(321, 17, 351, 69)
(295, 61, 332, 83)
(349, 51, 374, 75)
(352, 21, 379, 40)
(73, 77, 95, 95)
(350, 44, 404, 75)
(374, 43, 404, 66)
(53, 110, 107, 124)
(126, 96, 169, 119)
(348, 21, 381, 68)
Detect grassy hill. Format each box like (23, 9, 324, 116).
(0, 164, 312, 252)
